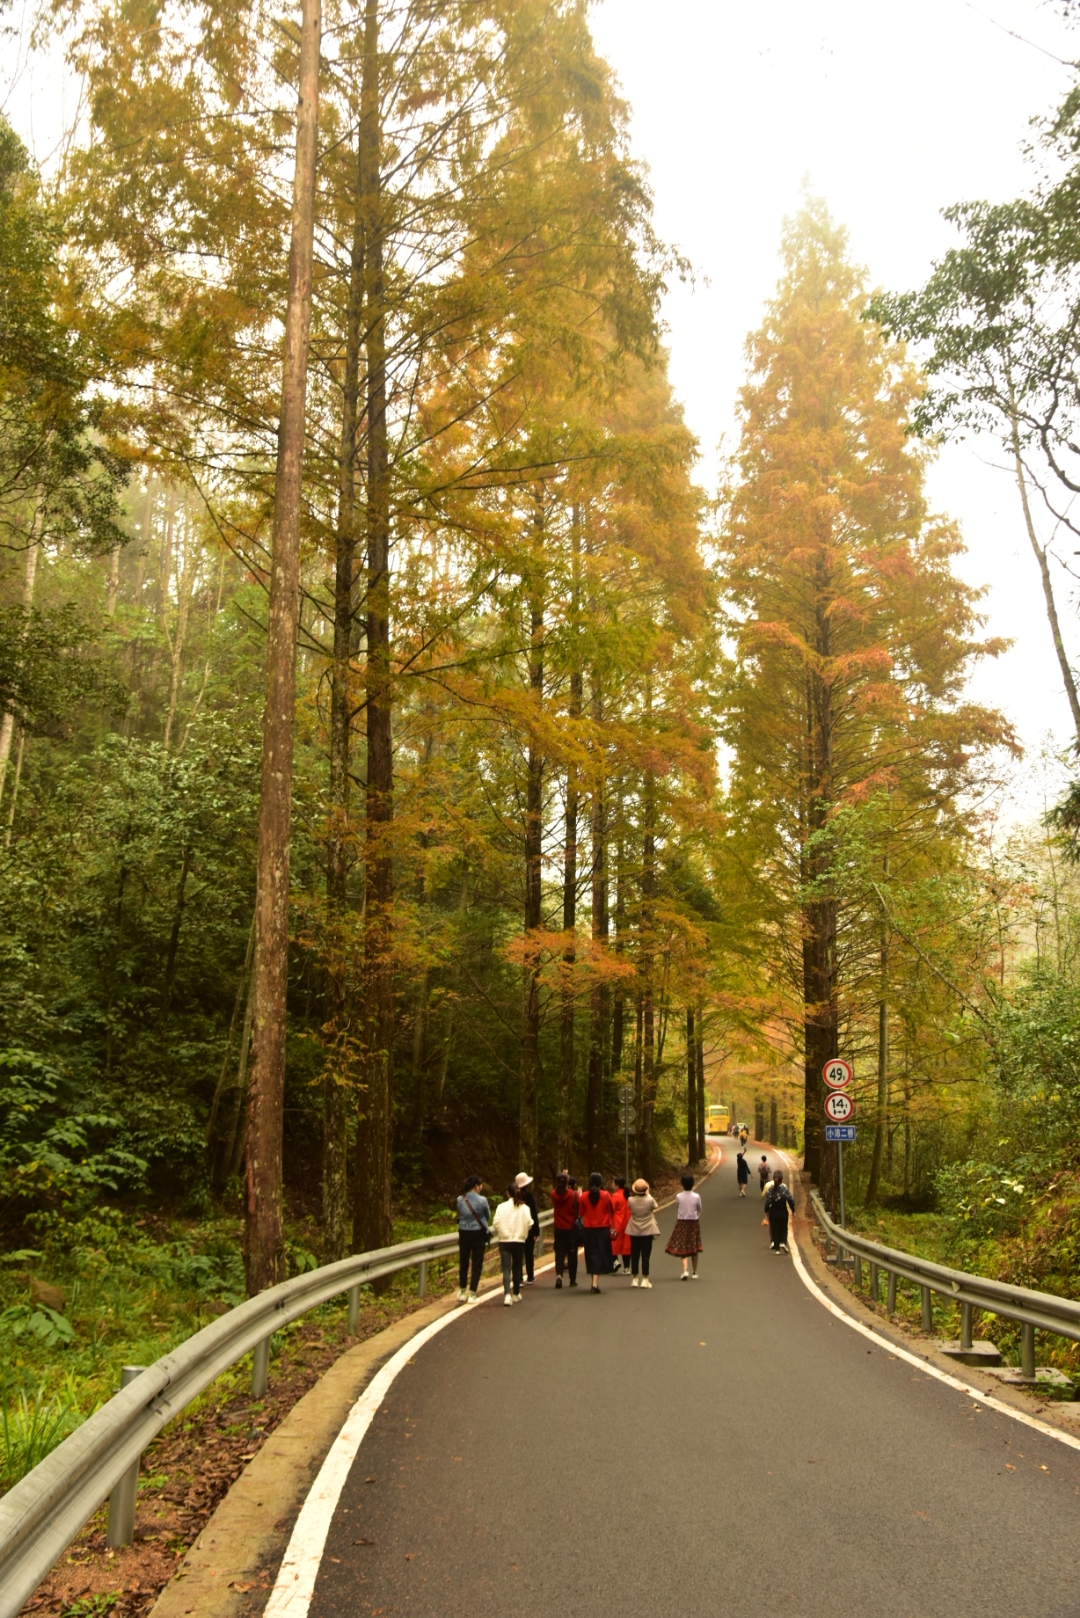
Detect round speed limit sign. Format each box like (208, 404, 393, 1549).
(824, 1091, 854, 1123)
(822, 1058, 853, 1091)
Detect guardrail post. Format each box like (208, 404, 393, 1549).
(417, 1260, 428, 1299)
(921, 1286, 932, 1332)
(105, 1366, 146, 1548)
(853, 1254, 862, 1289)
(348, 1283, 361, 1334)
(886, 1270, 897, 1315)
(252, 1336, 270, 1398)
(1021, 1322, 1036, 1380)
(869, 1262, 879, 1302)
(960, 1301, 973, 1351)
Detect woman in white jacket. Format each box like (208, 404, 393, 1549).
(492, 1182, 533, 1305)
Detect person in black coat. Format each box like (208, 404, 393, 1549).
(514, 1172, 540, 1283)
(736, 1151, 750, 1197)
(764, 1169, 796, 1252)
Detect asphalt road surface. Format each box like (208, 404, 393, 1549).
(308, 1149, 1080, 1618)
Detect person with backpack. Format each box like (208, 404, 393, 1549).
(736, 1151, 750, 1197)
(610, 1175, 631, 1274)
(549, 1171, 579, 1289)
(455, 1176, 490, 1302)
(764, 1169, 795, 1253)
(579, 1171, 616, 1294)
(665, 1172, 703, 1278)
(514, 1172, 540, 1284)
(758, 1154, 771, 1195)
(492, 1181, 533, 1304)
(626, 1178, 660, 1289)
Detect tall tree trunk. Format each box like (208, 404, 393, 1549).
(585, 677, 607, 1170)
(1010, 413, 1080, 748)
(640, 727, 657, 1175)
(243, 0, 321, 1296)
(865, 856, 890, 1208)
(559, 690, 580, 1171)
(685, 1007, 695, 1163)
(323, 129, 366, 1263)
(558, 509, 582, 1171)
(206, 916, 256, 1167)
(695, 1010, 705, 1161)
(632, 995, 643, 1175)
(161, 844, 192, 1013)
(0, 519, 40, 803)
(801, 592, 839, 1197)
(611, 834, 625, 1071)
(354, 0, 395, 1258)
(519, 562, 545, 1179)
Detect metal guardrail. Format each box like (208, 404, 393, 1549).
(0, 1215, 552, 1618)
(810, 1191, 1080, 1379)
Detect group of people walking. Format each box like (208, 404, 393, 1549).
(734, 1150, 795, 1252)
(455, 1170, 705, 1304)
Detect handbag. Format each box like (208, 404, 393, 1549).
(464, 1193, 492, 1246)
(570, 1190, 585, 1247)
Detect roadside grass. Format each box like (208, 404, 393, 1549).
(844, 1201, 1080, 1381)
(0, 1200, 463, 1492)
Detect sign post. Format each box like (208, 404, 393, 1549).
(618, 1084, 634, 1181)
(823, 1061, 854, 1228)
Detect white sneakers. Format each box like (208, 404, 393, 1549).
(691, 1272, 699, 1280)
(468, 1291, 479, 1301)
(631, 1276, 640, 1288)
(680, 1270, 689, 1281)
(503, 1293, 513, 1306)
(457, 1288, 468, 1302)
(511, 1293, 522, 1303)
(641, 1277, 653, 1289)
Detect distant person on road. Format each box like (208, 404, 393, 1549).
(580, 1171, 616, 1294)
(666, 1172, 703, 1279)
(738, 1125, 749, 1150)
(736, 1151, 750, 1196)
(626, 1178, 660, 1288)
(764, 1169, 795, 1253)
(514, 1172, 540, 1284)
(455, 1176, 490, 1302)
(611, 1176, 631, 1273)
(492, 1181, 533, 1305)
(550, 1171, 579, 1289)
(758, 1155, 771, 1195)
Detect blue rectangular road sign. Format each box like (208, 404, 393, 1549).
(825, 1124, 856, 1142)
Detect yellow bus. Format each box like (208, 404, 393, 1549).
(706, 1104, 730, 1136)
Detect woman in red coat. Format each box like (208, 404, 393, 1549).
(579, 1172, 615, 1293)
(610, 1176, 631, 1274)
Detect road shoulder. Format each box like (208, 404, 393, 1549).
(789, 1167, 1080, 1445)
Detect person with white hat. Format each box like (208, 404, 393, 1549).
(625, 1178, 660, 1288)
(514, 1171, 540, 1284)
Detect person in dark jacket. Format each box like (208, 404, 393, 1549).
(736, 1151, 750, 1197)
(580, 1172, 615, 1294)
(549, 1172, 579, 1288)
(764, 1169, 795, 1252)
(514, 1172, 540, 1284)
(758, 1154, 771, 1194)
(455, 1176, 489, 1301)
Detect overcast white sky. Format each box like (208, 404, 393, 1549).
(591, 0, 1080, 819)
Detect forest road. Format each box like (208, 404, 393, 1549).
(304, 1149, 1080, 1618)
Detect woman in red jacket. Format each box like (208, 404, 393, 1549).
(579, 1172, 615, 1294)
(610, 1176, 631, 1274)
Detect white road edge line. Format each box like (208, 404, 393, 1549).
(263, 1267, 550, 1618)
(776, 1150, 1080, 1457)
(264, 1150, 724, 1618)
